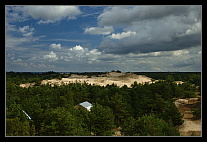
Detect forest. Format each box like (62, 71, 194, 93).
(6, 71, 201, 136)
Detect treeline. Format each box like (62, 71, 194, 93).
(6, 71, 65, 85)
(7, 71, 201, 86)
(6, 72, 200, 136)
(133, 72, 201, 86)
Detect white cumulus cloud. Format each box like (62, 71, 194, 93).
(64, 45, 102, 63)
(43, 51, 58, 61)
(109, 30, 136, 39)
(50, 43, 62, 50)
(28, 6, 81, 19)
(70, 45, 84, 51)
(22, 6, 82, 24)
(67, 45, 88, 60)
(6, 6, 82, 24)
(84, 26, 114, 35)
(19, 25, 34, 37)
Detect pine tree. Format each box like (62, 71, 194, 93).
(40, 107, 87, 136)
(89, 104, 115, 136)
(121, 114, 180, 136)
(6, 118, 35, 136)
(121, 116, 136, 136)
(160, 102, 184, 126)
(109, 93, 129, 126)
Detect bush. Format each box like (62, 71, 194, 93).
(121, 114, 180, 136)
(6, 118, 35, 136)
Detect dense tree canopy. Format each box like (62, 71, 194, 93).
(6, 72, 200, 136)
(121, 114, 180, 136)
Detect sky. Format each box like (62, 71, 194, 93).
(6, 5, 202, 72)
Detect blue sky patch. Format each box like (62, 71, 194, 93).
(6, 6, 201, 72)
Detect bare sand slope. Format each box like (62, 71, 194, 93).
(174, 99, 201, 136)
(178, 120, 201, 136)
(41, 72, 152, 87)
(19, 72, 152, 88)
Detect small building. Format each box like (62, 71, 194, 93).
(75, 101, 93, 111)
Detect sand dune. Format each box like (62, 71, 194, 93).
(41, 72, 152, 87)
(20, 72, 153, 88)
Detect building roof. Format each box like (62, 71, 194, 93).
(79, 101, 93, 111)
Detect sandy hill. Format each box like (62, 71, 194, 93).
(20, 72, 153, 88)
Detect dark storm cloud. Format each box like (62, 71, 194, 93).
(97, 5, 201, 55)
(98, 6, 200, 26)
(97, 32, 201, 54)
